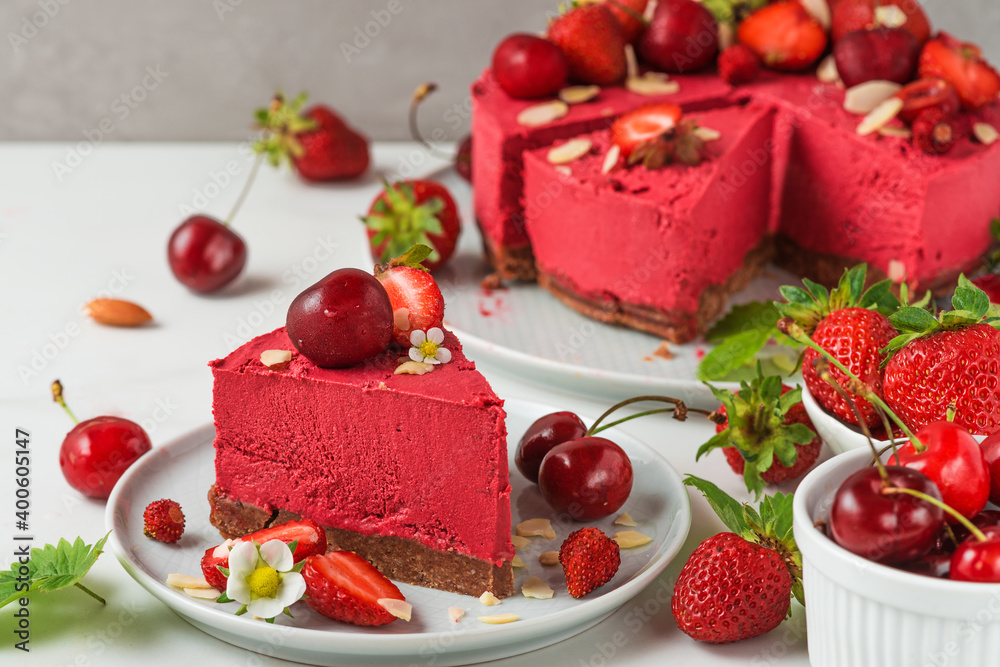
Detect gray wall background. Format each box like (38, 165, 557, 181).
(1, 0, 997, 142)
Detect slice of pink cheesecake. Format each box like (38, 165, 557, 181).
(208, 326, 514, 597)
(472, 69, 735, 280)
(522, 103, 776, 343)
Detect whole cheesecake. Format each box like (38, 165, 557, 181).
(207, 326, 515, 598)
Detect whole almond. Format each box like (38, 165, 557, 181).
(85, 298, 152, 327)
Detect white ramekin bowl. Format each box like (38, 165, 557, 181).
(794, 447, 1000, 667)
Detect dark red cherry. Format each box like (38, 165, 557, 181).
(455, 135, 473, 183)
(981, 431, 1000, 504)
(286, 268, 393, 368)
(950, 525, 1000, 583)
(168, 215, 247, 293)
(834, 27, 920, 88)
(492, 34, 569, 99)
(538, 437, 633, 521)
(894, 552, 951, 578)
(516, 411, 588, 483)
(60, 417, 151, 499)
(829, 466, 944, 564)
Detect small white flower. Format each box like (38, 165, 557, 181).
(225, 539, 306, 621)
(408, 327, 452, 365)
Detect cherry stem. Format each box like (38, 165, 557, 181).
(224, 152, 263, 226)
(51, 380, 79, 425)
(778, 318, 922, 449)
(819, 368, 889, 481)
(74, 582, 106, 605)
(584, 395, 718, 437)
(408, 82, 457, 161)
(882, 486, 987, 542)
(589, 408, 675, 435)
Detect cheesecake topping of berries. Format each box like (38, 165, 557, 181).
(610, 103, 709, 168)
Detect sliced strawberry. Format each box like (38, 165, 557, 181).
(301, 551, 406, 626)
(918, 33, 1000, 110)
(374, 245, 445, 346)
(610, 103, 683, 156)
(363, 180, 461, 272)
(201, 518, 327, 592)
(894, 78, 961, 125)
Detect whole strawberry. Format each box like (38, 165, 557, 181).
(605, 0, 649, 43)
(548, 3, 628, 86)
(374, 245, 445, 346)
(703, 368, 821, 498)
(143, 499, 185, 543)
(673, 477, 802, 644)
(363, 181, 461, 272)
(918, 33, 1000, 110)
(883, 276, 1000, 435)
(559, 527, 621, 598)
(737, 1, 828, 72)
(254, 92, 369, 182)
(302, 551, 409, 626)
(776, 265, 899, 428)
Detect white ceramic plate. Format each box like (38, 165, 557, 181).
(431, 169, 798, 408)
(105, 399, 692, 667)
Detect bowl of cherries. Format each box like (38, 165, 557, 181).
(794, 427, 1000, 667)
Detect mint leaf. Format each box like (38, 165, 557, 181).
(698, 329, 773, 380)
(704, 302, 780, 341)
(683, 475, 748, 536)
(0, 533, 109, 608)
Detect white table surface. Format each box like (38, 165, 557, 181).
(0, 142, 810, 666)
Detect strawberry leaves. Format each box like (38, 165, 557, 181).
(0, 533, 110, 609)
(253, 92, 318, 167)
(363, 182, 445, 264)
(776, 264, 899, 334)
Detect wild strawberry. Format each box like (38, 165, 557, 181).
(301, 551, 407, 626)
(143, 499, 185, 543)
(201, 518, 327, 591)
(776, 265, 899, 428)
(362, 180, 461, 272)
(605, 0, 649, 43)
(717, 44, 760, 85)
(883, 276, 1000, 435)
(374, 245, 445, 346)
(703, 370, 821, 498)
(548, 3, 628, 85)
(559, 527, 621, 598)
(918, 33, 1000, 110)
(831, 0, 931, 46)
(673, 477, 802, 644)
(737, 1, 828, 72)
(254, 92, 369, 182)
(894, 78, 961, 125)
(912, 107, 957, 154)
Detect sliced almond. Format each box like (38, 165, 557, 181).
(516, 518, 556, 539)
(559, 85, 600, 105)
(626, 77, 681, 97)
(478, 613, 519, 624)
(260, 349, 292, 370)
(856, 97, 904, 136)
(874, 4, 907, 28)
(614, 529, 653, 549)
(878, 125, 912, 139)
(539, 551, 560, 566)
(521, 576, 555, 600)
(517, 100, 569, 127)
(184, 587, 221, 600)
(600, 107, 615, 117)
(166, 573, 214, 589)
(553, 165, 573, 177)
(974, 122, 1000, 146)
(395, 360, 434, 375)
(888, 259, 907, 284)
(448, 606, 466, 623)
(512, 555, 526, 568)
(800, 0, 831, 29)
(601, 144, 622, 175)
(393, 307, 410, 332)
(843, 80, 902, 115)
(85, 298, 152, 327)
(547, 138, 592, 165)
(718, 21, 735, 51)
(378, 598, 412, 621)
(479, 591, 502, 606)
(614, 512, 638, 527)
(625, 43, 639, 81)
(816, 55, 840, 84)
(694, 126, 721, 142)
(511, 535, 531, 550)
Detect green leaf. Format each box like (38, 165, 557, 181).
(0, 533, 109, 609)
(683, 475, 748, 535)
(704, 302, 780, 341)
(859, 279, 900, 313)
(758, 492, 795, 543)
(696, 430, 732, 461)
(778, 285, 816, 307)
(889, 306, 938, 332)
(216, 591, 232, 603)
(992, 218, 1000, 241)
(842, 265, 866, 306)
(697, 329, 773, 380)
(800, 278, 829, 304)
(777, 387, 803, 414)
(952, 274, 990, 319)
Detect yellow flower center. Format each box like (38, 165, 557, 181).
(419, 339, 439, 358)
(247, 566, 280, 599)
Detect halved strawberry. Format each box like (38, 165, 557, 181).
(610, 103, 683, 156)
(737, 1, 828, 72)
(918, 33, 1000, 111)
(201, 518, 327, 592)
(894, 78, 961, 124)
(301, 551, 407, 626)
(374, 245, 445, 346)
(363, 180, 461, 272)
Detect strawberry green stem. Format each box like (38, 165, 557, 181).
(51, 380, 78, 425)
(74, 582, 106, 605)
(882, 487, 987, 542)
(224, 153, 263, 226)
(585, 395, 719, 437)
